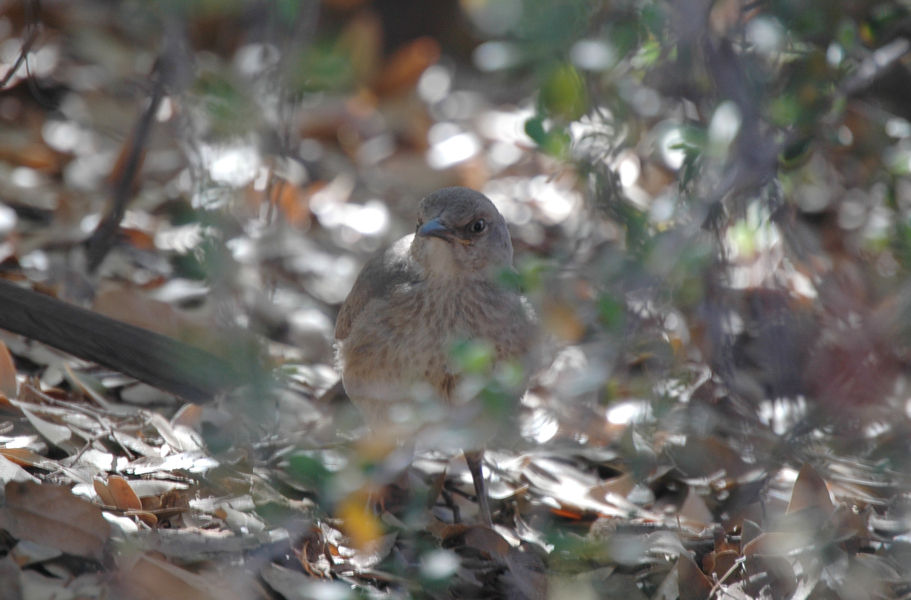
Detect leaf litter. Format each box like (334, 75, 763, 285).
(1, 2, 911, 599)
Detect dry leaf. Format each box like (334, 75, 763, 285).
(0, 480, 110, 559)
(678, 552, 713, 600)
(20, 407, 77, 453)
(0, 555, 22, 600)
(0, 340, 18, 399)
(788, 463, 835, 515)
(0, 455, 36, 484)
(260, 563, 315, 600)
(462, 525, 512, 560)
(743, 554, 797, 600)
(116, 553, 246, 600)
(742, 531, 814, 557)
(705, 549, 738, 580)
(93, 479, 116, 507)
(504, 545, 547, 600)
(372, 37, 440, 97)
(0, 448, 50, 469)
(106, 475, 143, 511)
(126, 509, 158, 527)
(679, 488, 714, 527)
(740, 520, 762, 552)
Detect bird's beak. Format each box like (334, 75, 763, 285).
(418, 218, 455, 241)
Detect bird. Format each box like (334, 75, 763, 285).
(335, 186, 537, 525)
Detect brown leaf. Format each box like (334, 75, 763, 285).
(589, 472, 636, 499)
(106, 475, 142, 511)
(93, 479, 116, 507)
(677, 552, 713, 600)
(542, 301, 585, 343)
(679, 488, 713, 527)
(787, 463, 834, 516)
(116, 553, 245, 600)
(0, 480, 110, 559)
(426, 468, 447, 509)
(713, 524, 738, 554)
(0, 448, 50, 469)
(126, 509, 158, 527)
(705, 550, 739, 581)
(0, 340, 17, 399)
(740, 519, 762, 552)
(372, 37, 440, 97)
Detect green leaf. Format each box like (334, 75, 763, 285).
(539, 64, 588, 121)
(287, 453, 331, 490)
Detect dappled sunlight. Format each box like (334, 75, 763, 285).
(2, 0, 911, 598)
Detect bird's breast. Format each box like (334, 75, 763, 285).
(337, 278, 533, 407)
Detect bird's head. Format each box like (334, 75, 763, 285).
(411, 187, 513, 279)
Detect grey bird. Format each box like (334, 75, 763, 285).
(335, 186, 537, 525)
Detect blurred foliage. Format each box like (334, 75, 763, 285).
(7, 0, 911, 597)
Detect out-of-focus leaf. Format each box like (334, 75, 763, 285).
(0, 455, 37, 484)
(213, 506, 264, 535)
(677, 552, 713, 600)
(0, 341, 17, 399)
(10, 539, 63, 565)
(678, 488, 713, 527)
(260, 563, 323, 600)
(743, 554, 797, 600)
(286, 452, 332, 492)
(373, 37, 440, 97)
(348, 531, 397, 570)
(540, 64, 588, 121)
(0, 555, 22, 600)
(787, 463, 835, 516)
(704, 549, 738, 581)
(666, 436, 752, 480)
(0, 480, 110, 559)
(337, 492, 384, 550)
(503, 544, 547, 600)
(19, 408, 77, 453)
(742, 531, 814, 557)
(0, 448, 51, 470)
(740, 520, 762, 552)
(115, 553, 246, 600)
(652, 563, 679, 600)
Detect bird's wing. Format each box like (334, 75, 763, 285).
(335, 235, 419, 340)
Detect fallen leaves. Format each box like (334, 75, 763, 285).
(0, 480, 110, 559)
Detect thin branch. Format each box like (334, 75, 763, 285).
(842, 37, 911, 96)
(0, 26, 38, 90)
(85, 72, 165, 272)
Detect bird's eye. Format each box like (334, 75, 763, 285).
(470, 219, 486, 234)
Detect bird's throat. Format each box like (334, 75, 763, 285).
(419, 237, 464, 280)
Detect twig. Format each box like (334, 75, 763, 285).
(841, 37, 911, 95)
(86, 72, 165, 272)
(708, 556, 746, 600)
(0, 27, 38, 90)
(68, 429, 114, 465)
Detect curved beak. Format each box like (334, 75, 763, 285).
(418, 218, 454, 242)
